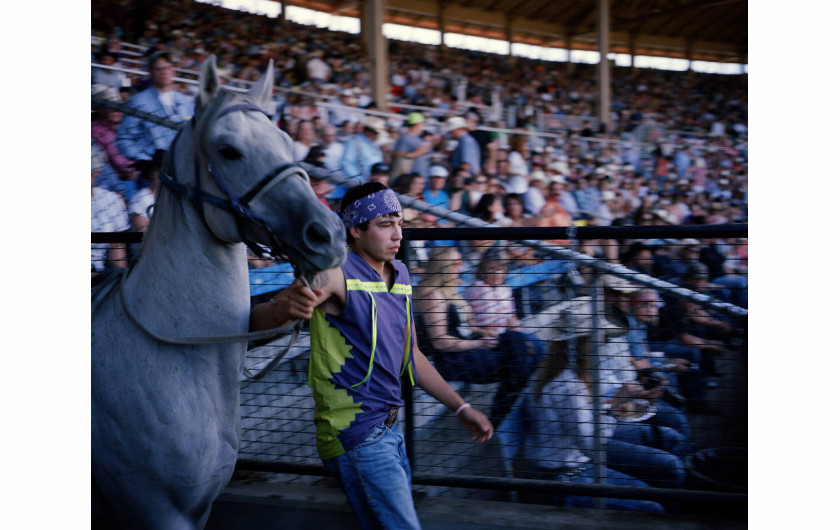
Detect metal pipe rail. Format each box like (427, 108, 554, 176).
(234, 460, 746, 506)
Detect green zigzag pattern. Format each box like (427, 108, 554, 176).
(308, 308, 364, 460)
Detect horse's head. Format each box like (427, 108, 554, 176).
(185, 55, 345, 277)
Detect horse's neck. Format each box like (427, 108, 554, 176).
(127, 177, 251, 337)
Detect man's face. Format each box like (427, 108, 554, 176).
(369, 172, 389, 186)
(481, 261, 507, 287)
(631, 250, 654, 272)
(321, 128, 336, 144)
(430, 176, 446, 190)
(150, 58, 175, 91)
(632, 298, 660, 325)
(351, 213, 404, 263)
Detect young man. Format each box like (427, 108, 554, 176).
(251, 182, 493, 529)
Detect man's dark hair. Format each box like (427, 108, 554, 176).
(147, 51, 173, 71)
(340, 182, 400, 242)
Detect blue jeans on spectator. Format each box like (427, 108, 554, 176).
(711, 275, 748, 309)
(518, 462, 665, 513)
(564, 466, 665, 513)
(322, 422, 422, 530)
(607, 437, 686, 489)
(648, 400, 692, 455)
(432, 330, 544, 420)
(652, 341, 707, 404)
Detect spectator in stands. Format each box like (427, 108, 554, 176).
(472, 193, 508, 225)
(304, 49, 331, 83)
(623, 288, 713, 415)
(621, 241, 656, 279)
(92, 48, 128, 90)
(503, 193, 534, 227)
(446, 116, 482, 177)
(328, 88, 362, 127)
(291, 119, 318, 161)
(571, 173, 599, 221)
(368, 162, 391, 187)
(391, 112, 432, 179)
(301, 146, 335, 208)
(116, 52, 193, 200)
(416, 246, 542, 424)
(679, 263, 739, 343)
(536, 179, 573, 247)
(91, 85, 139, 197)
(462, 247, 545, 420)
(698, 238, 748, 309)
(522, 173, 548, 216)
(545, 163, 581, 218)
(422, 165, 457, 247)
(340, 115, 387, 183)
(91, 143, 129, 276)
(127, 150, 164, 236)
(649, 276, 733, 382)
(318, 124, 344, 172)
(504, 134, 531, 195)
(517, 334, 686, 500)
(466, 112, 496, 172)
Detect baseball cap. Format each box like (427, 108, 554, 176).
(406, 112, 425, 125)
(429, 165, 449, 178)
(370, 162, 390, 174)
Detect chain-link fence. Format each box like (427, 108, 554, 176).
(230, 227, 747, 514)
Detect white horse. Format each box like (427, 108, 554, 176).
(91, 57, 346, 529)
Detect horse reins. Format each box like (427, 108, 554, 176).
(124, 102, 316, 379)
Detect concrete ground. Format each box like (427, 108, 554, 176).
(207, 480, 746, 530)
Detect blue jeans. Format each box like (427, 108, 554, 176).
(519, 463, 664, 513)
(564, 466, 665, 513)
(432, 331, 544, 420)
(322, 422, 421, 530)
(607, 435, 686, 489)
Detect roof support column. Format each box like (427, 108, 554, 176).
(506, 16, 514, 65)
(597, 0, 611, 129)
(438, 1, 447, 52)
(686, 39, 695, 72)
(361, 0, 388, 110)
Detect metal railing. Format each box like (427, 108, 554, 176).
(93, 226, 747, 515)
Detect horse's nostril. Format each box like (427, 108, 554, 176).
(305, 221, 332, 247)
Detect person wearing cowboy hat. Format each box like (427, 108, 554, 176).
(445, 115, 481, 177)
(339, 114, 387, 185)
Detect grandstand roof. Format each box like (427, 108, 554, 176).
(286, 0, 748, 64)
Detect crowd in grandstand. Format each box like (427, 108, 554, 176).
(91, 0, 747, 512)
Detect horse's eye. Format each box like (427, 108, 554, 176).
(219, 145, 242, 161)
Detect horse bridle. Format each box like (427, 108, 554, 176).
(125, 102, 313, 379)
(159, 102, 311, 266)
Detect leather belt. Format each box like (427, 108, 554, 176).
(384, 406, 399, 428)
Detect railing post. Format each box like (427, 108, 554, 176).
(399, 235, 416, 465)
(590, 272, 606, 510)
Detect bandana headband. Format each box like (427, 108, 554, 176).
(341, 188, 402, 228)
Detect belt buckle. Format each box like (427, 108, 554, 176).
(384, 406, 399, 427)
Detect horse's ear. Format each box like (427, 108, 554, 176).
(247, 59, 275, 112)
(199, 55, 221, 109)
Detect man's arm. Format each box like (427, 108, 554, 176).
(411, 323, 493, 443)
(250, 268, 344, 331)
